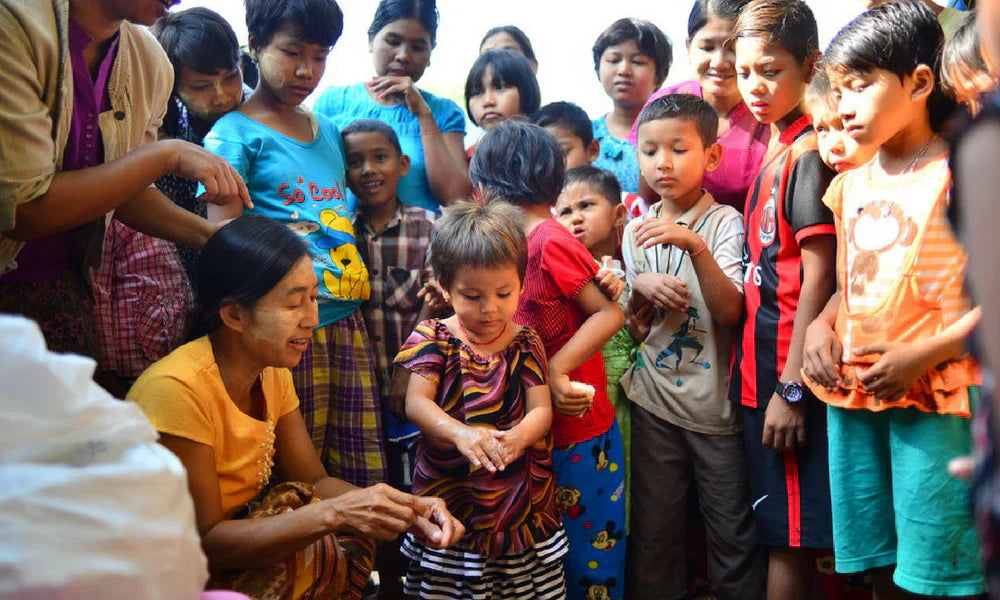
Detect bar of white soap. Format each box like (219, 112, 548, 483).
(570, 381, 596, 399)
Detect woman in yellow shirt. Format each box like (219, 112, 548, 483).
(129, 215, 463, 600)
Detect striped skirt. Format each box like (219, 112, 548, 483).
(400, 528, 568, 600)
(209, 482, 376, 600)
(292, 308, 386, 487)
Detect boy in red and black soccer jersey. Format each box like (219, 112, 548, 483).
(727, 1, 837, 599)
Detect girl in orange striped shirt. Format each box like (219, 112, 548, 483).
(802, 3, 984, 597)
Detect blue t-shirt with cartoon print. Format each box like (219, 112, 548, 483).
(201, 111, 369, 327)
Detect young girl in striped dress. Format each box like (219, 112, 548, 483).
(395, 200, 567, 600)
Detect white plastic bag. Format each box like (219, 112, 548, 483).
(0, 315, 208, 599)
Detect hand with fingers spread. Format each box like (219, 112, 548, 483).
(367, 75, 432, 118)
(802, 318, 843, 389)
(762, 392, 805, 452)
(855, 341, 927, 401)
(633, 272, 689, 312)
(449, 423, 507, 472)
(168, 139, 253, 209)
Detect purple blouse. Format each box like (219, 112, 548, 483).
(629, 80, 769, 213)
(1, 20, 119, 283)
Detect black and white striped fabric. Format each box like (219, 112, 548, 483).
(400, 528, 568, 599)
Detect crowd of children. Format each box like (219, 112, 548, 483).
(2, 0, 999, 598)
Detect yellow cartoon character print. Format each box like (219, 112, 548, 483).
(317, 209, 370, 301)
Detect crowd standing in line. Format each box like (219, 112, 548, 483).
(1, 0, 999, 599)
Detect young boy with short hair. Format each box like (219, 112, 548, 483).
(344, 118, 436, 488)
(729, 1, 837, 598)
(533, 102, 602, 170)
(621, 93, 762, 600)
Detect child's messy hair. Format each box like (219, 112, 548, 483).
(341, 119, 403, 155)
(805, 68, 835, 111)
(464, 49, 541, 127)
(636, 93, 719, 147)
(822, 0, 954, 131)
(532, 101, 594, 147)
(732, 0, 819, 65)
(431, 200, 527, 289)
(245, 0, 344, 50)
(470, 120, 565, 207)
(592, 18, 674, 88)
(942, 11, 993, 109)
(564, 166, 623, 207)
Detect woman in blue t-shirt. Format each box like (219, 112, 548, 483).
(314, 0, 470, 212)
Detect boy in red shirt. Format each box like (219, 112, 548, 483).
(728, 1, 837, 598)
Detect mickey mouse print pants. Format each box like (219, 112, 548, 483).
(553, 419, 627, 600)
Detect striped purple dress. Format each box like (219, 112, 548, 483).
(395, 319, 567, 600)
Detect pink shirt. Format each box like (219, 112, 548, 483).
(629, 80, 769, 213)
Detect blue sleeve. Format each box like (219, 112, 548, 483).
(427, 93, 466, 134)
(197, 119, 254, 196)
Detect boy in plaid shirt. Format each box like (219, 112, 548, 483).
(346, 119, 439, 481)
(346, 117, 439, 600)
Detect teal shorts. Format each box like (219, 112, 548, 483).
(827, 395, 985, 597)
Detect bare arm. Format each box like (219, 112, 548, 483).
(855, 307, 981, 400)
(8, 140, 249, 240)
(405, 370, 509, 472)
(160, 433, 340, 572)
(687, 244, 744, 327)
(366, 77, 471, 205)
(762, 234, 836, 452)
(549, 281, 624, 416)
(114, 187, 215, 250)
(780, 235, 837, 383)
(421, 128, 471, 206)
(495, 383, 552, 463)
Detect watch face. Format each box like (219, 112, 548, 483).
(784, 382, 804, 403)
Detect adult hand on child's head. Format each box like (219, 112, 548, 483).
(802, 319, 843, 389)
(409, 496, 466, 550)
(594, 269, 625, 302)
(634, 219, 701, 252)
(762, 392, 805, 452)
(549, 374, 593, 418)
(633, 273, 689, 313)
(855, 341, 926, 401)
(167, 140, 253, 210)
(368, 76, 432, 118)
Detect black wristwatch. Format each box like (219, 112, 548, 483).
(775, 381, 805, 404)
